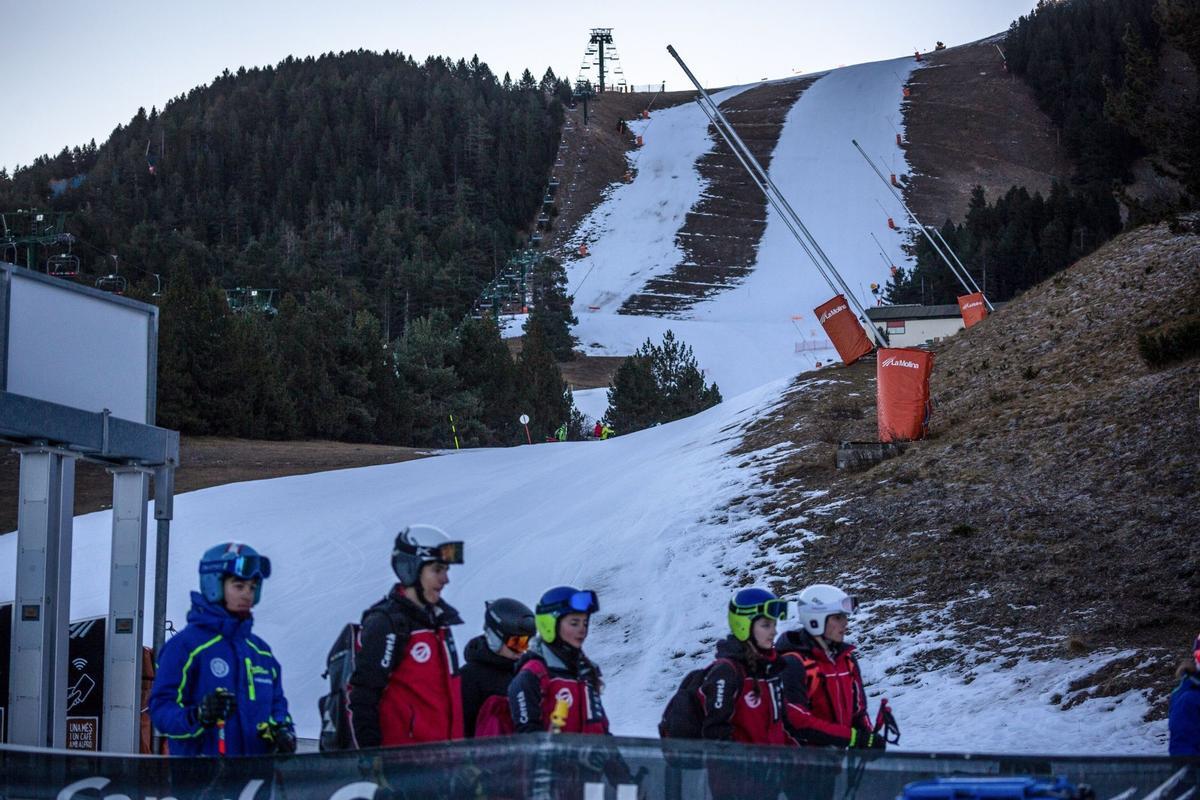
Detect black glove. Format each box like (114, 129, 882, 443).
(258, 721, 297, 754)
(197, 689, 237, 728)
(850, 726, 886, 750)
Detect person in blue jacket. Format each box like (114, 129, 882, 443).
(1168, 633, 1200, 756)
(149, 542, 295, 756)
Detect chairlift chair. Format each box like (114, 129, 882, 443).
(96, 273, 128, 294)
(46, 253, 80, 278)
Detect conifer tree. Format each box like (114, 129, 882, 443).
(516, 322, 575, 441)
(607, 330, 721, 434)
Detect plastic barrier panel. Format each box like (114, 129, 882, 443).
(1, 735, 1196, 800)
(877, 348, 935, 442)
(958, 293, 988, 328)
(815, 295, 874, 366)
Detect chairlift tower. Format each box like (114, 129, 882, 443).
(0, 209, 71, 272)
(577, 28, 628, 93)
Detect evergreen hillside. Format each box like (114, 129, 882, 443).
(890, 0, 1200, 307)
(0, 50, 582, 445)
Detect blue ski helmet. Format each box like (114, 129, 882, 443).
(727, 587, 787, 642)
(198, 542, 271, 606)
(534, 586, 599, 643)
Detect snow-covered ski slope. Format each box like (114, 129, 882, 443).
(0, 54, 1168, 753)
(564, 56, 920, 402)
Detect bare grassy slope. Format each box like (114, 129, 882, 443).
(734, 219, 1200, 712)
(903, 38, 1073, 224)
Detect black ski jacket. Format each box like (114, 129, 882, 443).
(459, 634, 518, 737)
(347, 586, 462, 747)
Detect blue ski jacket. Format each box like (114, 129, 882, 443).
(1169, 670, 1200, 756)
(149, 592, 292, 756)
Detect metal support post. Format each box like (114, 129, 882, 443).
(102, 466, 150, 753)
(851, 139, 994, 311)
(149, 464, 174, 753)
(9, 446, 75, 748)
(667, 45, 886, 348)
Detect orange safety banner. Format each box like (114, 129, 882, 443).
(814, 294, 874, 366)
(877, 347, 934, 442)
(957, 292, 988, 328)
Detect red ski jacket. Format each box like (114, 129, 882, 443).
(348, 586, 464, 747)
(509, 639, 609, 734)
(699, 636, 791, 746)
(776, 629, 870, 746)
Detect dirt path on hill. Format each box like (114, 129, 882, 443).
(902, 38, 1072, 225)
(733, 218, 1200, 716)
(621, 78, 817, 316)
(0, 439, 432, 535)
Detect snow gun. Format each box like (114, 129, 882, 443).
(550, 697, 570, 734)
(873, 698, 900, 745)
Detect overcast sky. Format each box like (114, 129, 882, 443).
(2, 0, 1034, 173)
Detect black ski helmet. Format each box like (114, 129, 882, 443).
(483, 598, 536, 653)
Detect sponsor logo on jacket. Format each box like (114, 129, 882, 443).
(410, 642, 432, 664)
(516, 690, 529, 724)
(381, 633, 396, 668)
(714, 679, 726, 709)
(819, 304, 848, 324)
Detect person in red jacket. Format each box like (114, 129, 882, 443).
(776, 583, 886, 750)
(347, 524, 465, 747)
(698, 587, 792, 745)
(509, 585, 608, 734)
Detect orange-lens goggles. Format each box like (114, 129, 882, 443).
(432, 541, 464, 564)
(505, 635, 531, 653)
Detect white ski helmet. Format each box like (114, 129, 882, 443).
(391, 524, 464, 586)
(797, 584, 858, 636)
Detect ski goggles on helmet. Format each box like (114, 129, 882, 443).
(505, 634, 531, 654)
(537, 588, 600, 615)
(201, 554, 272, 581)
(418, 540, 464, 565)
(729, 597, 788, 621)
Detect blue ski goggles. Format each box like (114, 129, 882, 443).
(730, 597, 788, 621)
(201, 554, 272, 581)
(538, 587, 599, 615)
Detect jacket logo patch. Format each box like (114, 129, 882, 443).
(209, 657, 229, 678)
(555, 687, 574, 707)
(517, 691, 529, 723)
(381, 633, 396, 668)
(410, 642, 432, 663)
(714, 679, 726, 709)
(744, 691, 762, 709)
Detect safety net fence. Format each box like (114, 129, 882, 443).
(2, 734, 1197, 800)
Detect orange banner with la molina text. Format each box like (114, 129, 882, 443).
(814, 294, 873, 366)
(957, 292, 988, 328)
(877, 347, 934, 442)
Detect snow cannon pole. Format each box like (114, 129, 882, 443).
(685, 87, 834, 297)
(852, 138, 979, 301)
(668, 44, 884, 347)
(851, 139, 993, 311)
(667, 45, 886, 348)
(852, 137, 984, 304)
(929, 225, 988, 304)
(449, 414, 460, 450)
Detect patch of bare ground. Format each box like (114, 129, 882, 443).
(541, 90, 699, 257)
(903, 38, 1073, 225)
(0, 438, 431, 536)
(621, 78, 816, 315)
(502, 337, 625, 391)
(734, 218, 1200, 717)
